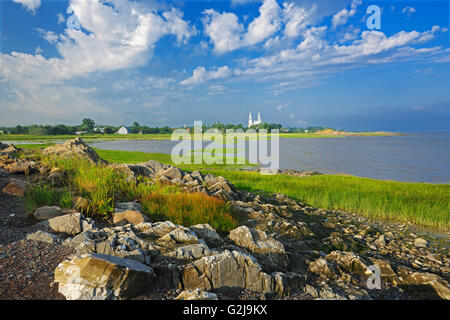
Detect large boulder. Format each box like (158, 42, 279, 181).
(2, 179, 29, 197)
(0, 158, 36, 174)
(54, 253, 153, 300)
(229, 226, 288, 272)
(42, 138, 106, 164)
(33, 206, 64, 221)
(47, 213, 94, 235)
(400, 272, 450, 300)
(325, 251, 372, 276)
(180, 250, 274, 294)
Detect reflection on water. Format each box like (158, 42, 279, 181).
(88, 133, 449, 183)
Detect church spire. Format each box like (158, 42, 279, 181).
(248, 112, 253, 127)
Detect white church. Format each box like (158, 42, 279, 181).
(248, 112, 262, 127)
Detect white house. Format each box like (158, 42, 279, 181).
(117, 127, 130, 135)
(248, 112, 262, 127)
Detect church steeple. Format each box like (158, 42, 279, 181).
(248, 112, 253, 127)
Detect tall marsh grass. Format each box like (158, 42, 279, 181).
(204, 170, 450, 231)
(140, 183, 238, 233)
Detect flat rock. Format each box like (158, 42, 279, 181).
(113, 210, 149, 226)
(180, 250, 274, 294)
(54, 253, 153, 300)
(26, 230, 61, 245)
(33, 206, 63, 221)
(47, 213, 94, 235)
(2, 179, 29, 197)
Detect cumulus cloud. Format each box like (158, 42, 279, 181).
(203, 0, 314, 54)
(13, 0, 41, 14)
(180, 66, 232, 85)
(1, 0, 196, 84)
(331, 0, 361, 28)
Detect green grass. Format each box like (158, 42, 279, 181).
(94, 148, 255, 171)
(0, 131, 399, 143)
(198, 170, 450, 231)
(24, 185, 72, 212)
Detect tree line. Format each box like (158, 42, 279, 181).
(0, 118, 336, 135)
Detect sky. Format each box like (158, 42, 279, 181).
(0, 0, 449, 131)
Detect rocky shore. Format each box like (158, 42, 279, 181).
(0, 139, 448, 300)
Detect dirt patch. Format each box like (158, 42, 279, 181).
(0, 240, 74, 300)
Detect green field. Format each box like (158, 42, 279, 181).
(17, 143, 449, 230)
(0, 131, 400, 143)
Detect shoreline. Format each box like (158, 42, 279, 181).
(0, 138, 448, 300)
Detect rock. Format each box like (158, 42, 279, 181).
(325, 251, 372, 276)
(48, 213, 94, 235)
(42, 138, 106, 164)
(189, 224, 223, 247)
(272, 272, 306, 296)
(414, 238, 428, 248)
(180, 250, 274, 294)
(135, 221, 178, 238)
(308, 258, 338, 279)
(159, 167, 184, 180)
(0, 145, 19, 157)
(47, 168, 65, 187)
(0, 142, 9, 151)
(165, 242, 212, 261)
(0, 158, 36, 174)
(54, 253, 153, 300)
(369, 259, 399, 285)
(113, 210, 149, 226)
(159, 227, 199, 244)
(190, 171, 204, 183)
(175, 289, 218, 300)
(400, 272, 450, 300)
(114, 202, 142, 213)
(229, 226, 288, 272)
(33, 206, 63, 221)
(26, 230, 61, 245)
(138, 160, 165, 174)
(2, 179, 29, 197)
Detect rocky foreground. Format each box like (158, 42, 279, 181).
(0, 139, 449, 300)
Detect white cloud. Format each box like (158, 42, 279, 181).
(202, 9, 244, 54)
(402, 6, 416, 18)
(230, 26, 446, 93)
(203, 0, 318, 54)
(331, 0, 361, 28)
(13, 0, 41, 14)
(1, 0, 196, 84)
(180, 66, 232, 85)
(243, 0, 282, 46)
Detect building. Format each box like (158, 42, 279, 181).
(248, 112, 262, 127)
(117, 126, 130, 135)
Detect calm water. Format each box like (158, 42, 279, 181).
(89, 133, 450, 183)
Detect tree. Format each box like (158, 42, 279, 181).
(80, 118, 95, 132)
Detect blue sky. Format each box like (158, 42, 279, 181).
(0, 0, 449, 131)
